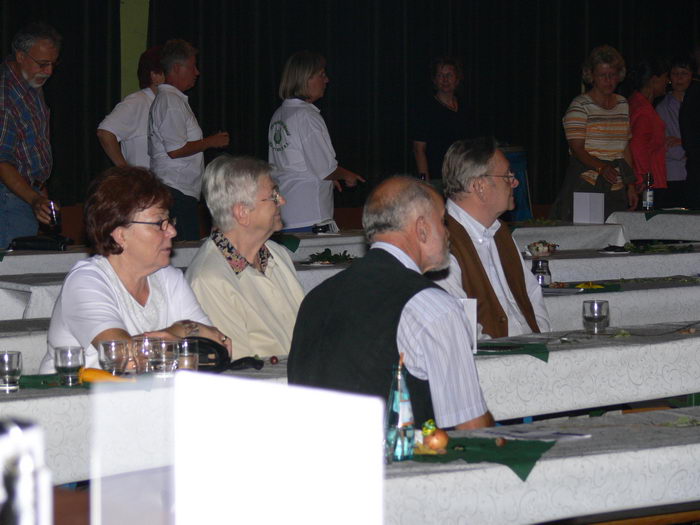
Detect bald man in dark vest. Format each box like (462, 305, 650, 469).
(289, 176, 493, 430)
(434, 137, 550, 339)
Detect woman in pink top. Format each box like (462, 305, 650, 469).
(627, 58, 670, 206)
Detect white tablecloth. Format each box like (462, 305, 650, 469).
(545, 280, 700, 331)
(0, 231, 368, 276)
(6, 322, 700, 483)
(607, 210, 700, 241)
(525, 248, 700, 282)
(512, 223, 628, 251)
(386, 406, 700, 524)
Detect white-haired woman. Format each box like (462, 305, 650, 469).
(186, 155, 305, 360)
(268, 51, 364, 232)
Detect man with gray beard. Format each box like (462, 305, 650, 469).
(288, 176, 493, 430)
(0, 23, 62, 248)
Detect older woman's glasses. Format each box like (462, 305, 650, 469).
(129, 217, 177, 231)
(261, 188, 283, 206)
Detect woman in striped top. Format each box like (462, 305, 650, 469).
(552, 45, 638, 220)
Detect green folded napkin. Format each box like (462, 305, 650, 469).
(476, 342, 549, 362)
(19, 374, 89, 389)
(413, 437, 555, 481)
(269, 233, 301, 252)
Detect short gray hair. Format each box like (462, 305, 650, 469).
(442, 137, 497, 199)
(362, 176, 436, 242)
(12, 22, 62, 54)
(278, 51, 326, 100)
(203, 155, 271, 231)
(161, 39, 197, 76)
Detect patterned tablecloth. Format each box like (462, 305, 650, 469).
(3, 322, 700, 484)
(512, 223, 628, 251)
(385, 406, 700, 524)
(607, 210, 700, 241)
(0, 231, 368, 276)
(524, 247, 700, 282)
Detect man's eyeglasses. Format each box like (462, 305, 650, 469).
(485, 172, 517, 184)
(129, 217, 177, 231)
(24, 52, 60, 70)
(261, 188, 283, 206)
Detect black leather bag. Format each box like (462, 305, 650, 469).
(9, 234, 72, 251)
(184, 337, 230, 372)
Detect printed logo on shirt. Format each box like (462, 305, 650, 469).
(269, 120, 290, 151)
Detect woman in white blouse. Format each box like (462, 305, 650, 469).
(268, 51, 364, 231)
(40, 167, 231, 372)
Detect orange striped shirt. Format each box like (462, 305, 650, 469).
(563, 94, 631, 189)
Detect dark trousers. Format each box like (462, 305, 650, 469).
(168, 186, 200, 241)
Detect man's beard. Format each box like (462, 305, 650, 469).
(22, 70, 49, 88)
(432, 241, 451, 272)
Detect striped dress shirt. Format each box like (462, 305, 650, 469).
(372, 242, 489, 428)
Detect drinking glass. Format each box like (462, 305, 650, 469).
(132, 336, 163, 375)
(98, 340, 130, 376)
(55, 346, 85, 386)
(0, 351, 22, 392)
(177, 340, 199, 371)
(582, 300, 610, 334)
(150, 341, 179, 378)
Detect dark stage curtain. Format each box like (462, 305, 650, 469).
(1, 0, 121, 206)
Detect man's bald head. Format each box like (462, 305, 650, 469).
(362, 176, 441, 243)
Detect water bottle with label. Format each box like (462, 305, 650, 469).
(384, 356, 415, 462)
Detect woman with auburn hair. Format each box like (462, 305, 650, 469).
(552, 45, 638, 220)
(39, 167, 231, 372)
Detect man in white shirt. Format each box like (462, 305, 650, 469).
(289, 176, 493, 430)
(435, 137, 550, 338)
(148, 39, 229, 240)
(97, 46, 164, 168)
(186, 155, 305, 360)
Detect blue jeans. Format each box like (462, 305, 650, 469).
(0, 182, 38, 249)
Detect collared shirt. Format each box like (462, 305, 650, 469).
(268, 98, 338, 229)
(186, 237, 305, 360)
(0, 59, 52, 186)
(148, 83, 204, 199)
(656, 93, 687, 182)
(210, 229, 271, 274)
(98, 87, 155, 168)
(372, 242, 488, 428)
(435, 200, 550, 337)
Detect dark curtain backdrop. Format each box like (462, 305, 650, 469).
(1, 0, 120, 206)
(3, 1, 699, 206)
(147, 0, 700, 208)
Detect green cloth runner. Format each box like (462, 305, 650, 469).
(413, 437, 555, 481)
(644, 209, 700, 220)
(19, 374, 89, 389)
(269, 233, 301, 252)
(476, 342, 549, 362)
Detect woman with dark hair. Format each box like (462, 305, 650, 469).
(411, 57, 477, 181)
(552, 45, 638, 220)
(39, 167, 230, 372)
(268, 51, 364, 232)
(627, 57, 671, 206)
(656, 56, 694, 206)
